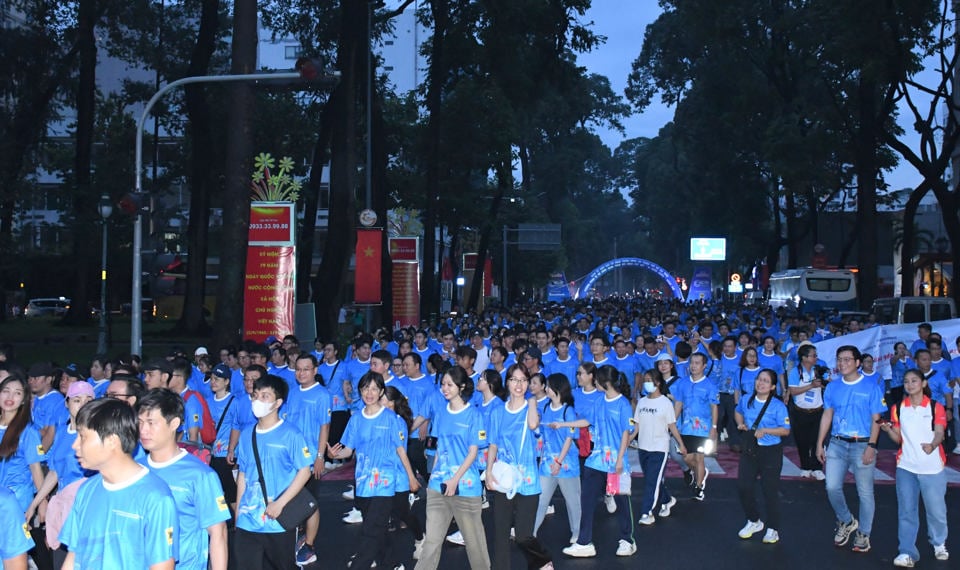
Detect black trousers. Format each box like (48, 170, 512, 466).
(234, 528, 296, 570)
(211, 456, 238, 506)
(490, 490, 540, 570)
(407, 438, 428, 480)
(789, 406, 823, 471)
(737, 443, 783, 530)
(718, 393, 740, 446)
(326, 410, 350, 461)
(351, 495, 393, 570)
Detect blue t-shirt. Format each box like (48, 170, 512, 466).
(180, 390, 205, 444)
(345, 359, 373, 411)
(539, 403, 579, 478)
(428, 403, 485, 497)
(341, 407, 406, 497)
(674, 377, 720, 437)
(32, 390, 68, 432)
(738, 367, 762, 396)
(59, 469, 178, 569)
(923, 370, 952, 407)
(235, 421, 312, 534)
(233, 395, 257, 433)
(891, 357, 914, 389)
(46, 425, 91, 488)
(736, 396, 790, 446)
(757, 351, 785, 378)
(90, 379, 111, 399)
(284, 383, 332, 458)
(635, 351, 663, 374)
(823, 375, 887, 438)
(230, 369, 245, 398)
(548, 356, 579, 387)
(319, 360, 350, 413)
(0, 423, 43, 511)
(474, 396, 503, 471)
(488, 402, 541, 496)
(583, 394, 635, 473)
(718, 355, 742, 394)
(404, 376, 437, 421)
(611, 355, 641, 390)
(142, 451, 230, 570)
(207, 394, 240, 458)
(0, 486, 33, 560)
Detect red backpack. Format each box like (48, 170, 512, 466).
(183, 390, 216, 445)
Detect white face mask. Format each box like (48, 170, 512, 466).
(643, 381, 656, 394)
(251, 399, 275, 418)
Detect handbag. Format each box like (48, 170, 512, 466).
(252, 428, 317, 530)
(491, 415, 528, 500)
(740, 396, 773, 456)
(605, 470, 632, 495)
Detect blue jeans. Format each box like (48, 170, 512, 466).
(825, 439, 876, 535)
(636, 449, 670, 516)
(896, 467, 948, 560)
(576, 467, 634, 546)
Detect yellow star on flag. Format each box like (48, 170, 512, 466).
(363, 246, 375, 257)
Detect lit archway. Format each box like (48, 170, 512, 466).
(575, 257, 684, 300)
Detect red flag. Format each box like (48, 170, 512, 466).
(355, 229, 383, 303)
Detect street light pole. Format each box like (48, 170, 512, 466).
(97, 194, 113, 355)
(130, 69, 336, 355)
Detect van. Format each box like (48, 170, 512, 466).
(871, 297, 957, 324)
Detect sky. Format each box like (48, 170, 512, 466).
(579, 1, 926, 193)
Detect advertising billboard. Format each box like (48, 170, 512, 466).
(690, 237, 726, 261)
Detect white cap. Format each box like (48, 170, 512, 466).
(194, 346, 209, 356)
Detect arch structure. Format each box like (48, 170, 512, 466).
(575, 257, 684, 300)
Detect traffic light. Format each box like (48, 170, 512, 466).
(118, 193, 151, 216)
(295, 57, 326, 81)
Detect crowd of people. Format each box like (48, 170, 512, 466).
(0, 296, 956, 569)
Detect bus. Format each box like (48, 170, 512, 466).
(767, 268, 857, 314)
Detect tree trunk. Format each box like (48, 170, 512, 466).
(467, 158, 509, 311)
(176, 0, 220, 335)
(214, 0, 257, 347)
(311, 0, 364, 340)
(64, 0, 97, 325)
(855, 78, 880, 308)
(296, 101, 334, 304)
(899, 182, 931, 297)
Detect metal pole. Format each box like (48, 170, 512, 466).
(364, 0, 374, 331)
(502, 225, 508, 306)
(131, 72, 302, 355)
(97, 219, 108, 354)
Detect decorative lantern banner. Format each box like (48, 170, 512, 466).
(244, 201, 296, 340)
(355, 228, 383, 303)
(392, 261, 420, 327)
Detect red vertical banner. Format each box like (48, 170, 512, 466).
(355, 228, 383, 303)
(392, 262, 420, 327)
(483, 257, 493, 296)
(244, 202, 296, 341)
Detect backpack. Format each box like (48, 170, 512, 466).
(184, 389, 216, 445)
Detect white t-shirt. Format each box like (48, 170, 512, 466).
(633, 395, 677, 453)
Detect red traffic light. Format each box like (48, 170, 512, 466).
(295, 57, 326, 81)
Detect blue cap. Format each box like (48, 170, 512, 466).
(212, 363, 231, 379)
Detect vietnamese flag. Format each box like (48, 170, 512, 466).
(355, 228, 383, 303)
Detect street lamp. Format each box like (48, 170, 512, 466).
(97, 194, 113, 354)
(129, 66, 339, 355)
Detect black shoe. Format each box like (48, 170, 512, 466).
(683, 470, 695, 488)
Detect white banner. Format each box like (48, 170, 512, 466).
(813, 319, 960, 379)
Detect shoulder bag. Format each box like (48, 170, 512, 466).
(740, 396, 773, 456)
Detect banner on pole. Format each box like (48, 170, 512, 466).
(355, 228, 383, 303)
(392, 261, 420, 327)
(244, 202, 296, 341)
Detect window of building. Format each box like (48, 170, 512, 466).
(284, 45, 302, 59)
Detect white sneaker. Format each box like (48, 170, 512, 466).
(324, 461, 340, 471)
(604, 494, 617, 513)
(510, 527, 515, 540)
(799, 469, 812, 478)
(700, 468, 710, 490)
(638, 513, 655, 525)
(615, 539, 637, 557)
(893, 553, 916, 567)
(762, 528, 780, 544)
(481, 498, 489, 509)
(658, 496, 677, 518)
(952, 445, 960, 455)
(934, 543, 949, 560)
(738, 519, 764, 539)
(545, 505, 555, 515)
(569, 536, 578, 545)
(342, 507, 363, 524)
(342, 485, 355, 500)
(412, 539, 424, 560)
(445, 531, 464, 546)
(812, 470, 826, 481)
(562, 543, 597, 558)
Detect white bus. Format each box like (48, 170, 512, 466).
(767, 268, 857, 314)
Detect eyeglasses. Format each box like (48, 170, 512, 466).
(508, 376, 528, 383)
(106, 393, 132, 399)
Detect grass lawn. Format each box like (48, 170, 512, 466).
(0, 316, 210, 366)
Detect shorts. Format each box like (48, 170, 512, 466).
(681, 435, 709, 454)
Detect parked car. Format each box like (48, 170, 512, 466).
(872, 296, 957, 324)
(24, 297, 70, 317)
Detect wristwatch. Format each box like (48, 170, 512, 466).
(867, 442, 878, 449)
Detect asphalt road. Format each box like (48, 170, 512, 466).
(304, 475, 958, 570)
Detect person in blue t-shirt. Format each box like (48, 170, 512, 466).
(205, 364, 240, 521)
(0, 376, 44, 514)
(554, 365, 637, 559)
(816, 345, 886, 554)
(673, 353, 720, 501)
(534, 373, 581, 544)
(329, 372, 418, 570)
(889, 342, 913, 405)
(415, 366, 490, 570)
(1, 485, 34, 568)
(234, 375, 313, 569)
(27, 362, 67, 453)
(137, 389, 230, 570)
(59, 398, 178, 570)
(485, 365, 551, 569)
(549, 337, 580, 388)
(734, 369, 791, 545)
